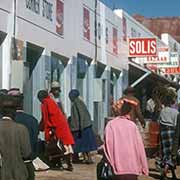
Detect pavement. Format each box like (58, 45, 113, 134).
(35, 155, 180, 180)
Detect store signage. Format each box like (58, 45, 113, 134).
(144, 50, 169, 64)
(145, 64, 157, 72)
(129, 38, 157, 57)
(26, 0, 53, 22)
(113, 28, 118, 55)
(163, 67, 180, 74)
(83, 7, 90, 41)
(56, 0, 64, 35)
(11, 38, 24, 60)
(122, 17, 127, 41)
(157, 52, 179, 68)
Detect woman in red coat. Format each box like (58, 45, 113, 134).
(38, 90, 74, 171)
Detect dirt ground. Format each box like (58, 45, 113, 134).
(35, 156, 180, 180)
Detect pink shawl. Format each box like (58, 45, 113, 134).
(104, 116, 148, 176)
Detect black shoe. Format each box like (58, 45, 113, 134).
(66, 165, 73, 172)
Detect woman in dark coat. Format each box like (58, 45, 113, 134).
(69, 89, 97, 164)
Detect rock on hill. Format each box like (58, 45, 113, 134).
(133, 14, 180, 43)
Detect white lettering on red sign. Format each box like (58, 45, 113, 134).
(164, 67, 180, 74)
(147, 56, 167, 62)
(129, 38, 157, 57)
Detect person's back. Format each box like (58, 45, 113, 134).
(104, 101, 148, 180)
(70, 97, 92, 131)
(105, 117, 148, 176)
(15, 111, 38, 159)
(0, 120, 31, 180)
(160, 106, 179, 127)
(0, 95, 31, 180)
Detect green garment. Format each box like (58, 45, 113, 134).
(69, 97, 92, 132)
(0, 118, 31, 180)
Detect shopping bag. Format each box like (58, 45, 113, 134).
(97, 157, 114, 180)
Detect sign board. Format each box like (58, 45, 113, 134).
(144, 47, 169, 64)
(83, 7, 90, 41)
(157, 52, 179, 68)
(162, 67, 180, 74)
(129, 38, 157, 57)
(145, 64, 157, 72)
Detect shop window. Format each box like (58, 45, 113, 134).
(77, 57, 87, 79)
(0, 31, 7, 46)
(26, 42, 44, 77)
(96, 62, 106, 78)
(51, 52, 68, 83)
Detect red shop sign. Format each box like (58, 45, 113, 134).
(129, 38, 157, 57)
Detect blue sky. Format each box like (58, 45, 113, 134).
(101, 0, 180, 17)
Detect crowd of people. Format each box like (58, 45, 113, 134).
(0, 83, 180, 180)
(105, 86, 180, 180)
(0, 82, 97, 180)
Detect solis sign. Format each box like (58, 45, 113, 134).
(129, 38, 157, 57)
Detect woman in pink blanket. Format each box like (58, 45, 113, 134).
(104, 101, 149, 180)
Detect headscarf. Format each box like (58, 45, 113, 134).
(37, 90, 48, 101)
(69, 89, 80, 101)
(8, 88, 21, 96)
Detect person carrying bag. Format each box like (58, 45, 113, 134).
(97, 100, 148, 180)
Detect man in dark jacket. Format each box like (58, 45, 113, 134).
(8, 89, 39, 180)
(0, 95, 31, 180)
(0, 89, 8, 119)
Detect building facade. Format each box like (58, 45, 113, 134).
(0, 0, 178, 136)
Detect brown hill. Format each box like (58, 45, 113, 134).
(133, 14, 180, 43)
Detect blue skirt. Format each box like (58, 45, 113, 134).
(72, 126, 97, 153)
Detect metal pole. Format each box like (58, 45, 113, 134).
(94, 0, 98, 63)
(12, 0, 17, 60)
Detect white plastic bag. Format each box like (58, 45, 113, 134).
(32, 157, 49, 171)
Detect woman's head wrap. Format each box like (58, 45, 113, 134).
(69, 89, 80, 101)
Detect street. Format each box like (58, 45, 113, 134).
(36, 156, 180, 180)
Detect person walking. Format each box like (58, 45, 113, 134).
(159, 95, 179, 179)
(0, 95, 31, 180)
(103, 100, 149, 180)
(8, 88, 39, 180)
(69, 89, 97, 164)
(49, 82, 67, 168)
(37, 90, 74, 171)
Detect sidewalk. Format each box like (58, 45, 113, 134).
(35, 156, 180, 180)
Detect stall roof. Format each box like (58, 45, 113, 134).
(129, 61, 180, 89)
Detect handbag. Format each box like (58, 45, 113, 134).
(45, 127, 66, 160)
(97, 156, 114, 180)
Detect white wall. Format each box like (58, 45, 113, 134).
(161, 33, 180, 53)
(0, 0, 128, 71)
(114, 9, 167, 65)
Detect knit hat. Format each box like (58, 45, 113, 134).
(37, 90, 48, 101)
(69, 89, 80, 101)
(8, 88, 21, 96)
(51, 81, 60, 89)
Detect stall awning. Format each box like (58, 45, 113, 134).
(129, 61, 180, 89)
